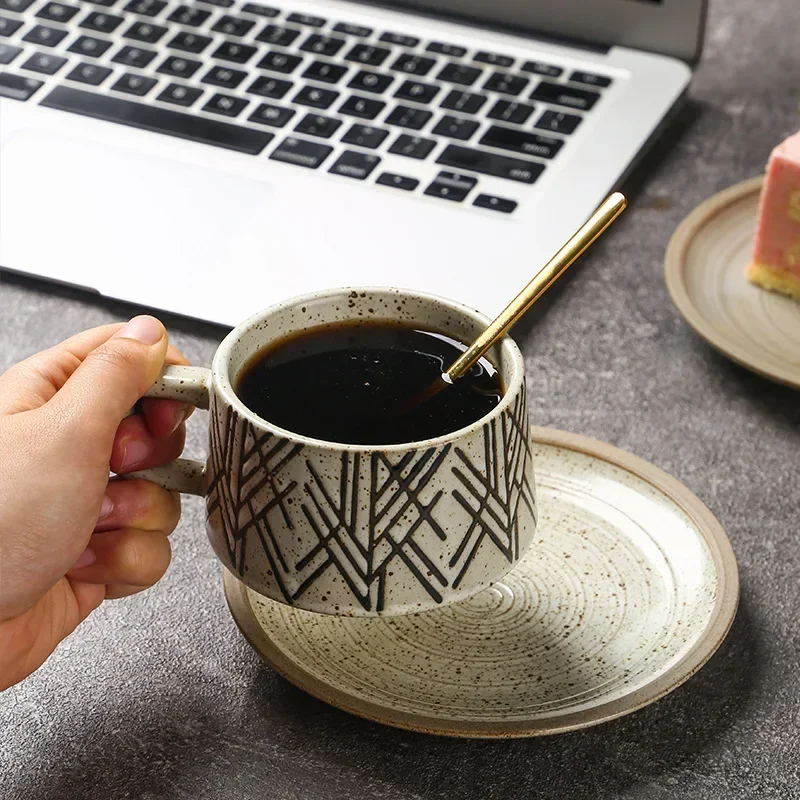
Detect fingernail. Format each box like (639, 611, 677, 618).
(99, 495, 114, 519)
(73, 548, 96, 569)
(167, 406, 189, 436)
(116, 315, 163, 346)
(121, 440, 149, 471)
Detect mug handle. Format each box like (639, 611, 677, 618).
(125, 365, 212, 496)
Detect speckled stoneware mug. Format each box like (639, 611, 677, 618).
(135, 288, 537, 616)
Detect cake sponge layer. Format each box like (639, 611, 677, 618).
(747, 261, 800, 300)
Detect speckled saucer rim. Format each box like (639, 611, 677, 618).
(664, 175, 800, 391)
(224, 426, 740, 738)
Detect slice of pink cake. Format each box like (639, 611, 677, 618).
(747, 129, 800, 301)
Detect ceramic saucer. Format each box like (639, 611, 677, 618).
(665, 176, 800, 390)
(224, 427, 739, 738)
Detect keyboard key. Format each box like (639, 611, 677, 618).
(294, 112, 340, 138)
(569, 70, 612, 88)
(480, 125, 563, 159)
(345, 43, 389, 67)
(483, 72, 529, 96)
(0, 43, 22, 64)
(329, 150, 380, 180)
(394, 79, 439, 104)
(197, 0, 233, 6)
(157, 82, 203, 106)
(211, 15, 255, 37)
(42, 85, 272, 153)
(530, 80, 599, 111)
(67, 35, 112, 57)
(377, 172, 418, 191)
(113, 44, 157, 68)
(432, 114, 479, 141)
(124, 21, 167, 43)
(22, 51, 67, 74)
(437, 144, 543, 183)
(169, 32, 211, 54)
(112, 72, 157, 96)
(157, 54, 201, 76)
(85, 0, 117, 6)
(23, 24, 68, 46)
(391, 53, 436, 77)
(247, 74, 291, 98)
(388, 134, 435, 160)
(248, 101, 294, 127)
(379, 31, 418, 47)
(270, 136, 332, 168)
(66, 61, 112, 84)
(204, 92, 248, 117)
(36, 2, 79, 22)
(293, 84, 338, 109)
(202, 64, 247, 88)
(341, 123, 388, 149)
(487, 99, 534, 125)
(300, 34, 345, 57)
(123, 0, 167, 16)
(79, 11, 123, 33)
(424, 171, 477, 202)
(474, 194, 516, 213)
(348, 69, 392, 94)
(333, 22, 371, 37)
(286, 12, 325, 27)
(257, 50, 302, 74)
(213, 40, 257, 64)
(339, 93, 384, 119)
(241, 2, 279, 17)
(302, 60, 347, 84)
(0, 70, 42, 100)
(535, 109, 581, 134)
(168, 31, 211, 54)
(385, 104, 431, 131)
(426, 41, 466, 58)
(474, 51, 514, 68)
(521, 60, 562, 78)
(166, 5, 210, 26)
(0, 0, 34, 10)
(437, 62, 481, 86)
(0, 16, 23, 37)
(255, 25, 300, 47)
(440, 89, 486, 114)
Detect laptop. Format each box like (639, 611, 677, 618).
(0, 0, 704, 326)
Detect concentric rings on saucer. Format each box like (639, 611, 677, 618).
(225, 427, 738, 737)
(665, 176, 800, 390)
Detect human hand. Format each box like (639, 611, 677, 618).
(0, 316, 191, 690)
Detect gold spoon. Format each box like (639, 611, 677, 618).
(405, 191, 628, 410)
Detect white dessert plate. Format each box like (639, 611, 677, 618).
(224, 427, 739, 738)
(665, 176, 800, 390)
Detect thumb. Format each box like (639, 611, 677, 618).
(49, 315, 169, 442)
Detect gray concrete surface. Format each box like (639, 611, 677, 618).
(1, 0, 799, 797)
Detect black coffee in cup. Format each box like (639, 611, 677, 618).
(235, 320, 503, 445)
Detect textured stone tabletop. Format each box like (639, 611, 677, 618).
(1, 0, 799, 797)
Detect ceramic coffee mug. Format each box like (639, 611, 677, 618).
(135, 288, 537, 616)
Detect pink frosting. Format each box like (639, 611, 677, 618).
(752, 129, 800, 277)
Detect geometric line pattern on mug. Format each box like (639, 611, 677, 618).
(206, 396, 304, 599)
(450, 389, 536, 588)
(296, 446, 452, 612)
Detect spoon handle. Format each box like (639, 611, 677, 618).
(445, 191, 628, 381)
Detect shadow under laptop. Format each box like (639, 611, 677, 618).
(1, 268, 231, 343)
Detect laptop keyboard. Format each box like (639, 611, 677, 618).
(0, 0, 615, 214)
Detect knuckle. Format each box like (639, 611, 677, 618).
(86, 342, 139, 373)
